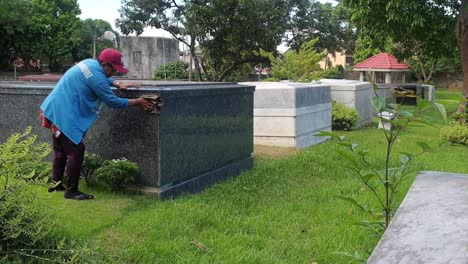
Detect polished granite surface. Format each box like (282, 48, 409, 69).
(0, 81, 255, 198)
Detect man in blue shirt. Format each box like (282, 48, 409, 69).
(40, 48, 152, 200)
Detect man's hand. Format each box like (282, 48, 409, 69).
(137, 97, 154, 112)
(128, 97, 153, 112)
(114, 81, 141, 90)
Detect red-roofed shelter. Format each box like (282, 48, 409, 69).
(353, 53, 411, 83)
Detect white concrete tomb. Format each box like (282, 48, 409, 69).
(241, 82, 332, 149)
(319, 79, 375, 128)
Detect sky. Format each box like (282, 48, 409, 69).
(78, 0, 336, 36)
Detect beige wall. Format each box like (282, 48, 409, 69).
(319, 51, 350, 69)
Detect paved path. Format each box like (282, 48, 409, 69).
(368, 171, 468, 264)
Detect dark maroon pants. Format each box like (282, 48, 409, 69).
(52, 134, 85, 193)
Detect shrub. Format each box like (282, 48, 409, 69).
(321, 65, 344, 79)
(332, 101, 359, 131)
(95, 158, 139, 191)
(154, 60, 189, 80)
(80, 153, 103, 185)
(0, 127, 51, 182)
(0, 128, 92, 262)
(440, 121, 468, 145)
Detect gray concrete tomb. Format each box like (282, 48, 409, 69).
(368, 171, 468, 264)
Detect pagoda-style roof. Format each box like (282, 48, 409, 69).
(353, 53, 411, 72)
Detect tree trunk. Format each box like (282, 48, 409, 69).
(457, 0, 468, 114)
(189, 37, 203, 81)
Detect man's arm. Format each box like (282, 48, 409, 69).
(112, 80, 141, 90)
(128, 98, 153, 111)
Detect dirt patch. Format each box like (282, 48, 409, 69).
(254, 145, 298, 159)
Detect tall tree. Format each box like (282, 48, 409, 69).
(189, 0, 290, 81)
(117, 0, 291, 81)
(0, 0, 40, 69)
(457, 0, 468, 113)
(342, 0, 459, 85)
(31, 0, 82, 71)
(72, 19, 117, 62)
(287, 1, 356, 54)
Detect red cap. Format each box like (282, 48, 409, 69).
(98, 48, 128, 74)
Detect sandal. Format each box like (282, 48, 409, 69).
(64, 191, 95, 200)
(48, 181, 66, 193)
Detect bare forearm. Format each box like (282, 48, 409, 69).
(128, 98, 144, 106)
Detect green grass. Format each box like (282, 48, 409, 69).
(36, 89, 467, 263)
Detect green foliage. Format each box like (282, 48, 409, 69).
(0, 127, 51, 182)
(322, 65, 344, 79)
(72, 19, 119, 62)
(288, 1, 356, 53)
(0, 0, 37, 68)
(30, 0, 82, 71)
(332, 101, 359, 131)
(95, 158, 139, 191)
(33, 89, 467, 263)
(224, 64, 253, 82)
(0, 128, 92, 262)
(440, 122, 468, 145)
(80, 153, 103, 185)
(318, 96, 446, 237)
(343, 0, 459, 84)
(154, 60, 189, 80)
(260, 38, 325, 82)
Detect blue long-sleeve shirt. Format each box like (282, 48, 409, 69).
(41, 59, 129, 144)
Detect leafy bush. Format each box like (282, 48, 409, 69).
(0, 128, 92, 262)
(0, 127, 51, 182)
(154, 60, 189, 80)
(95, 158, 139, 191)
(80, 153, 103, 185)
(440, 121, 468, 145)
(332, 101, 359, 131)
(321, 65, 344, 79)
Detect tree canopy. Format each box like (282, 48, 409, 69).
(0, 0, 120, 71)
(287, 0, 356, 54)
(342, 0, 459, 84)
(117, 0, 292, 81)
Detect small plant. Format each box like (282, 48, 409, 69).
(0, 126, 51, 183)
(0, 128, 92, 262)
(95, 158, 139, 191)
(154, 60, 189, 80)
(318, 96, 446, 236)
(80, 152, 103, 185)
(440, 121, 468, 145)
(332, 101, 360, 131)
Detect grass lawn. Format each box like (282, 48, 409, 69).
(37, 89, 467, 263)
